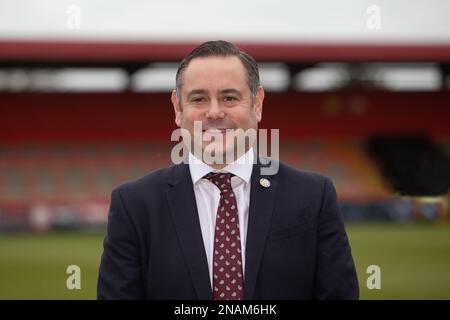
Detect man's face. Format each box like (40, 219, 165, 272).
(171, 56, 264, 166)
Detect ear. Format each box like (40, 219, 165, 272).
(171, 90, 182, 127)
(254, 86, 265, 122)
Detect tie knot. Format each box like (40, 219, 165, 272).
(204, 172, 234, 192)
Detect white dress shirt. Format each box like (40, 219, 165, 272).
(188, 148, 254, 289)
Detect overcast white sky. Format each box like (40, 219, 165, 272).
(0, 0, 449, 43)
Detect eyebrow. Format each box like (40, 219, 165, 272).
(187, 89, 208, 99)
(220, 88, 243, 97)
(186, 88, 243, 99)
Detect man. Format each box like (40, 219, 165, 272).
(97, 40, 359, 300)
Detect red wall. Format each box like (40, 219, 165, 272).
(1, 91, 449, 143)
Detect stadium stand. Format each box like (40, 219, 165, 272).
(0, 90, 449, 230)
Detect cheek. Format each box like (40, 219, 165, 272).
(180, 109, 203, 127)
(231, 108, 257, 127)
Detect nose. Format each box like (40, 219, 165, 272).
(205, 98, 225, 120)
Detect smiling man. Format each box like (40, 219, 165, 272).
(171, 46, 263, 168)
(97, 40, 359, 300)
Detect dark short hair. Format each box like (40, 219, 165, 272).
(175, 40, 260, 101)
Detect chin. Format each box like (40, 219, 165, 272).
(202, 142, 236, 162)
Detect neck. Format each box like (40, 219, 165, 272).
(191, 147, 253, 169)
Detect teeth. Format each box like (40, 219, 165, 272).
(205, 128, 228, 133)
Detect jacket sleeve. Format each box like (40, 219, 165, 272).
(97, 188, 145, 299)
(314, 177, 359, 299)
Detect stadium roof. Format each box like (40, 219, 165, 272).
(1, 40, 450, 63)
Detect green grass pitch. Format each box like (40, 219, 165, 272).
(0, 222, 449, 299)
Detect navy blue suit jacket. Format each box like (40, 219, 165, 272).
(97, 159, 359, 299)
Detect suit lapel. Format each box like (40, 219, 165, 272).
(166, 164, 213, 300)
(165, 159, 279, 300)
(244, 160, 278, 299)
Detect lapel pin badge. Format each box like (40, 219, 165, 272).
(259, 178, 270, 188)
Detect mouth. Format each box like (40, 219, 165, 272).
(202, 128, 232, 134)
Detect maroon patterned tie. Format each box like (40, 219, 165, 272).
(204, 172, 244, 300)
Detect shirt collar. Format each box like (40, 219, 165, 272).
(189, 147, 254, 185)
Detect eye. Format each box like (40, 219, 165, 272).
(224, 96, 237, 102)
(191, 97, 206, 103)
